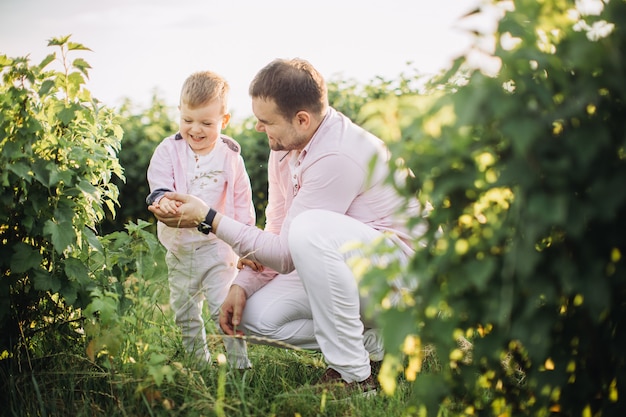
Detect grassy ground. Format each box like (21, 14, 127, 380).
(2, 267, 418, 416)
(3, 338, 415, 416)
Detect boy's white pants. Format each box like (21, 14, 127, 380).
(167, 238, 252, 369)
(241, 209, 408, 382)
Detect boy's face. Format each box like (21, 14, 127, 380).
(179, 100, 230, 155)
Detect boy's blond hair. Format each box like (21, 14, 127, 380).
(180, 71, 229, 113)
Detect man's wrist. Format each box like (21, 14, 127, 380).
(195, 208, 209, 226)
(231, 283, 249, 298)
(197, 208, 217, 234)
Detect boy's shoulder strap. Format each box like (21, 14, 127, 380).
(221, 135, 240, 153)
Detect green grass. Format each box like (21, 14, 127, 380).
(2, 338, 415, 416)
(2, 267, 418, 417)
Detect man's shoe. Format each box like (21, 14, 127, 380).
(317, 367, 344, 384)
(370, 360, 382, 380)
(317, 367, 378, 397)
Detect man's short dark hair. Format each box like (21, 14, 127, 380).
(249, 58, 328, 120)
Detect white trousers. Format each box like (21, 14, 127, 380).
(167, 238, 252, 369)
(241, 209, 406, 382)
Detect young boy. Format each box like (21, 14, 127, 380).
(146, 71, 255, 369)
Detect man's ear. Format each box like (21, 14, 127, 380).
(222, 113, 231, 129)
(294, 111, 310, 130)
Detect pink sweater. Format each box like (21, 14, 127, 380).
(223, 108, 418, 295)
(147, 133, 255, 251)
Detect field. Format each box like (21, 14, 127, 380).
(3, 256, 419, 417)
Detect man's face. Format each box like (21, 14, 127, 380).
(251, 97, 310, 151)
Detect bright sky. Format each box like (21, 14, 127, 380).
(0, 0, 495, 120)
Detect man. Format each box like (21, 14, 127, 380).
(149, 58, 418, 392)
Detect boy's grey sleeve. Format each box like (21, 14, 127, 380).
(146, 188, 172, 206)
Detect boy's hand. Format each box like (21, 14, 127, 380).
(154, 196, 182, 214)
(148, 192, 209, 228)
(237, 258, 264, 272)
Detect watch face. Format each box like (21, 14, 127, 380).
(198, 222, 211, 234)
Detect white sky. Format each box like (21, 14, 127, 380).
(0, 0, 496, 120)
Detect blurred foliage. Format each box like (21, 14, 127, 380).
(224, 117, 270, 226)
(327, 65, 425, 124)
(361, 0, 626, 416)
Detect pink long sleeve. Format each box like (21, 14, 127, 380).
(218, 109, 415, 275)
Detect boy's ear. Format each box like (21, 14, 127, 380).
(222, 113, 231, 129)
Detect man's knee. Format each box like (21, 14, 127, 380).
(288, 209, 330, 255)
(290, 209, 328, 235)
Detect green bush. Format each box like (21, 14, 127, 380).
(0, 36, 123, 354)
(364, 0, 626, 415)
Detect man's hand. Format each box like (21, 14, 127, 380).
(148, 192, 208, 228)
(219, 285, 247, 336)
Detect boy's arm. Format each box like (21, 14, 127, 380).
(146, 139, 177, 206)
(146, 187, 173, 205)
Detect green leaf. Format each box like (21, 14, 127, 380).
(72, 58, 91, 77)
(83, 226, 104, 253)
(32, 268, 62, 293)
(8, 162, 32, 180)
(379, 308, 420, 352)
(31, 159, 51, 186)
(0, 54, 12, 67)
(148, 353, 168, 366)
(411, 374, 450, 415)
(38, 53, 56, 70)
(49, 167, 75, 187)
(67, 72, 86, 92)
(25, 117, 43, 135)
(58, 106, 76, 125)
(65, 257, 90, 285)
(60, 283, 78, 305)
(38, 79, 56, 96)
(67, 42, 92, 52)
(44, 220, 76, 254)
(11, 242, 43, 273)
(48, 35, 71, 46)
(77, 178, 99, 196)
(54, 199, 76, 224)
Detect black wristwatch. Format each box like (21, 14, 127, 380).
(197, 208, 217, 234)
